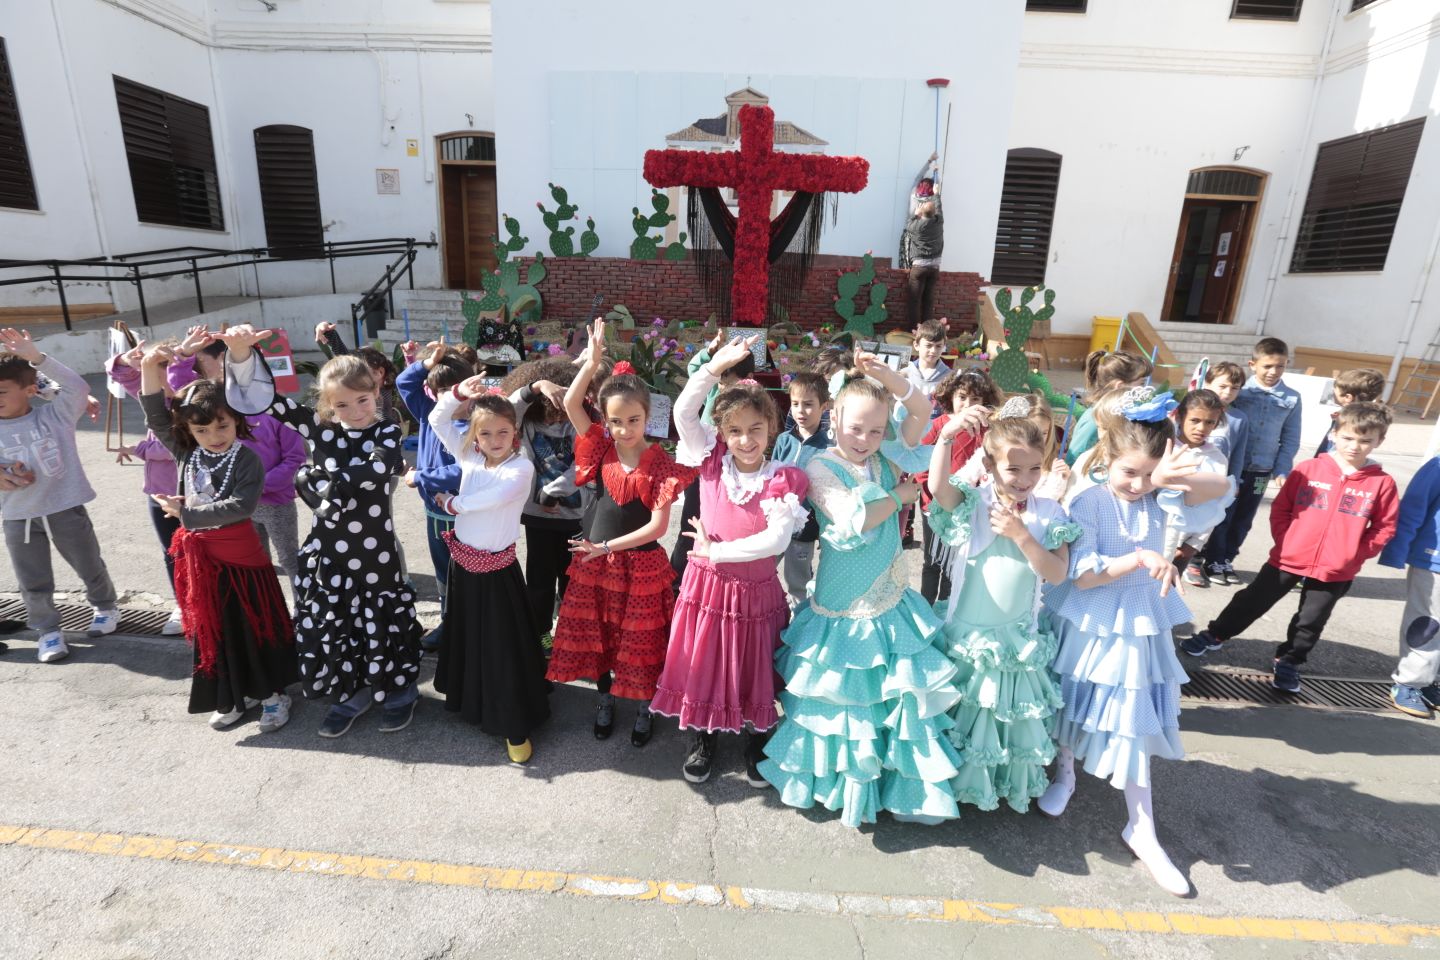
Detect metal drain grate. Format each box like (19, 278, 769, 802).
(0, 597, 174, 637)
(1182, 665, 1393, 712)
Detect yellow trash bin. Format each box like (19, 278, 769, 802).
(1090, 316, 1122, 354)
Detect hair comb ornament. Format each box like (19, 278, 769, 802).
(1112, 385, 1177, 423)
(995, 395, 1034, 420)
(486, 386, 506, 396)
(826, 369, 850, 401)
(735, 378, 760, 387)
(612, 361, 637, 376)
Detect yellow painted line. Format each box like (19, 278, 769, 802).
(2, 823, 1439, 947)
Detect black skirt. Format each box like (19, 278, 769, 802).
(434, 558, 551, 742)
(188, 570, 299, 715)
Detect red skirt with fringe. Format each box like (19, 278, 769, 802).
(546, 546, 675, 701)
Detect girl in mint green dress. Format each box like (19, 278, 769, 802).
(759, 356, 962, 828)
(926, 401, 1080, 814)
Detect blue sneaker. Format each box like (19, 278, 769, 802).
(1391, 684, 1433, 719)
(378, 697, 416, 733)
(1179, 631, 1222, 658)
(1419, 684, 1440, 711)
(1272, 660, 1302, 694)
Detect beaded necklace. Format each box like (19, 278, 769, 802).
(185, 442, 242, 505)
(1108, 487, 1152, 545)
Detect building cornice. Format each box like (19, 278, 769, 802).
(1326, 16, 1440, 73)
(1020, 42, 1317, 79)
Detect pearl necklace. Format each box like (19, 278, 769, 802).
(1108, 489, 1151, 545)
(186, 443, 241, 504)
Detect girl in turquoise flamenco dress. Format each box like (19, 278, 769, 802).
(759, 352, 963, 828)
(926, 398, 1081, 814)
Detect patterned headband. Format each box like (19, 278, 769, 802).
(1112, 385, 1177, 423)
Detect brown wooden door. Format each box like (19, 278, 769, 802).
(1199, 204, 1247, 322)
(461, 168, 498, 288)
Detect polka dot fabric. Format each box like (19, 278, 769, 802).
(274, 399, 423, 704)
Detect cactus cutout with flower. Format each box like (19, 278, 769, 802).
(473, 213, 545, 323)
(990, 285, 1067, 407)
(632, 189, 687, 261)
(537, 183, 597, 258)
(833, 253, 888, 336)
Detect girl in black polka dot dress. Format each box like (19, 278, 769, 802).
(225, 330, 424, 738)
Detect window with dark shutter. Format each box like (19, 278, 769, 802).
(1026, 0, 1087, 11)
(1351, 0, 1380, 10)
(991, 148, 1062, 287)
(0, 38, 37, 211)
(1231, 0, 1303, 20)
(114, 76, 223, 231)
(1290, 117, 1424, 274)
(254, 125, 323, 258)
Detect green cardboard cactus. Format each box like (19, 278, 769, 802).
(538, 183, 596, 258)
(632, 189, 686, 260)
(833, 253, 888, 336)
(473, 212, 546, 324)
(990, 285, 1067, 407)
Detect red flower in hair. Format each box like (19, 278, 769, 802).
(487, 386, 506, 395)
(613, 361, 637, 376)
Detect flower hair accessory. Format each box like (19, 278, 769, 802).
(1112, 385, 1177, 423)
(735, 378, 760, 387)
(826, 368, 858, 400)
(994, 395, 1034, 420)
(486, 386, 506, 396)
(612, 361, 637, 376)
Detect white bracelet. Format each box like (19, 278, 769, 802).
(896, 380, 916, 403)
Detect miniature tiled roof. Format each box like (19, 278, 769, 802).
(666, 115, 827, 145)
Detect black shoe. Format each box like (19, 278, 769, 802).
(0, 618, 25, 636)
(378, 698, 416, 733)
(744, 731, 770, 788)
(631, 707, 653, 748)
(683, 731, 718, 783)
(594, 694, 614, 740)
(0, 640, 8, 654)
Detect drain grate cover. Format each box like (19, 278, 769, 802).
(0, 597, 173, 638)
(1182, 665, 1392, 712)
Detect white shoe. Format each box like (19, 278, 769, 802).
(161, 608, 184, 636)
(37, 631, 69, 663)
(87, 608, 121, 637)
(1037, 778, 1075, 819)
(208, 697, 260, 730)
(257, 694, 292, 733)
(1122, 826, 1191, 897)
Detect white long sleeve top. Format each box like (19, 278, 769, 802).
(429, 389, 535, 551)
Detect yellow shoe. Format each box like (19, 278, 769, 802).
(506, 739, 533, 764)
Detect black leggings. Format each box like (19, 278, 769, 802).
(148, 497, 180, 595)
(524, 523, 578, 636)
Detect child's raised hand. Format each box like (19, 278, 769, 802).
(893, 479, 921, 506)
(989, 501, 1028, 542)
(120, 340, 148, 369)
(141, 343, 175, 368)
(682, 516, 712, 558)
(533, 379, 566, 409)
(1151, 439, 1200, 491)
(947, 405, 990, 439)
(215, 324, 272, 357)
(0, 328, 42, 364)
(705, 329, 726, 355)
(177, 324, 212, 357)
(704, 336, 757, 376)
(456, 374, 492, 399)
(583, 318, 607, 368)
(314, 321, 336, 345)
(421, 341, 446, 369)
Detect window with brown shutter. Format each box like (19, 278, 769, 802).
(991, 148, 1062, 287)
(114, 76, 223, 231)
(1026, 0, 1087, 10)
(1290, 117, 1425, 274)
(254, 125, 323, 258)
(1351, 0, 1380, 10)
(1231, 0, 1303, 20)
(0, 38, 37, 211)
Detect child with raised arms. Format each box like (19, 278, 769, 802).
(1039, 387, 1232, 896)
(653, 335, 809, 785)
(138, 343, 296, 730)
(759, 352, 962, 827)
(926, 397, 1080, 814)
(223, 325, 423, 738)
(546, 319, 695, 746)
(428, 376, 551, 763)
(770, 370, 833, 606)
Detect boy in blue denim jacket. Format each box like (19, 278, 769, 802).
(1202, 337, 1301, 584)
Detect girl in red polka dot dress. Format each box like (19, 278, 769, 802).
(546, 318, 695, 747)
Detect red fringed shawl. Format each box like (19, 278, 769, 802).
(169, 523, 293, 677)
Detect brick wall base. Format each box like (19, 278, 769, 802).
(520, 254, 985, 333)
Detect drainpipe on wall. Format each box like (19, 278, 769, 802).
(1386, 213, 1440, 403)
(47, 0, 110, 260)
(1253, 0, 1345, 337)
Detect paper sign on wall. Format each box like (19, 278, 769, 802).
(1217, 232, 1232, 256)
(406, 139, 419, 157)
(647, 393, 673, 439)
(1213, 261, 1226, 278)
(376, 168, 400, 195)
(256, 328, 300, 394)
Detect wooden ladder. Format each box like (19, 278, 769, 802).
(1392, 337, 1440, 417)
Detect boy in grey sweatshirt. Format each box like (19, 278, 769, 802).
(0, 329, 119, 662)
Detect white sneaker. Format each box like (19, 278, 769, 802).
(37, 631, 69, 663)
(208, 697, 260, 730)
(87, 608, 121, 637)
(257, 694, 292, 733)
(161, 608, 184, 636)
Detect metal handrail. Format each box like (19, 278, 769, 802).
(349, 246, 420, 345)
(0, 238, 436, 330)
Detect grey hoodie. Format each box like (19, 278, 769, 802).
(0, 356, 96, 521)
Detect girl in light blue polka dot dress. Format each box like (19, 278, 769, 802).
(1038, 388, 1232, 896)
(759, 353, 962, 828)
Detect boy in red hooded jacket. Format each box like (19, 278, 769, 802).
(1182, 402, 1399, 693)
